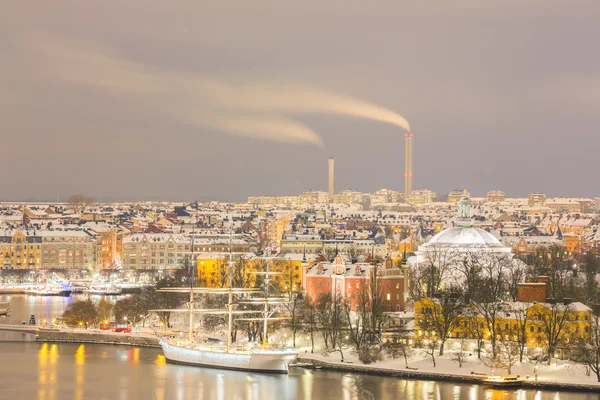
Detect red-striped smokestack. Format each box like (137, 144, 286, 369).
(404, 132, 413, 198)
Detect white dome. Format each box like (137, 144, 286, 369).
(424, 226, 504, 248)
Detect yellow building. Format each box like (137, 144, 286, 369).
(0, 229, 42, 269)
(84, 224, 129, 270)
(196, 253, 309, 292)
(414, 299, 592, 358)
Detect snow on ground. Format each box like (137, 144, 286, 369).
(298, 348, 600, 387)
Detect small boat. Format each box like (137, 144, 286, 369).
(0, 302, 10, 316)
(84, 285, 123, 296)
(482, 375, 524, 388)
(24, 283, 73, 296)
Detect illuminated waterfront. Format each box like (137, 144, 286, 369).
(0, 296, 598, 399)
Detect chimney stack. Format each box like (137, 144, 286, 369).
(328, 158, 335, 202)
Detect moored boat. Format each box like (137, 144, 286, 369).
(0, 302, 10, 316)
(24, 283, 72, 296)
(84, 285, 123, 296)
(482, 375, 524, 388)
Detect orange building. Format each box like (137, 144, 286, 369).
(304, 255, 408, 312)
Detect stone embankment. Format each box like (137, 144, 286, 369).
(297, 357, 600, 393)
(36, 328, 161, 348)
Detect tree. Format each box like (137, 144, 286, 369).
(382, 333, 413, 368)
(472, 252, 511, 359)
(580, 252, 599, 304)
(461, 308, 486, 359)
(63, 300, 99, 328)
(97, 298, 113, 322)
(574, 309, 600, 382)
(314, 292, 348, 359)
(305, 298, 318, 353)
(451, 337, 469, 368)
(346, 246, 363, 263)
(529, 245, 572, 299)
(68, 194, 95, 214)
(321, 247, 337, 262)
(114, 293, 150, 326)
(417, 292, 464, 356)
(420, 337, 438, 368)
(536, 302, 573, 365)
(409, 244, 454, 300)
(495, 332, 521, 375)
(508, 303, 532, 363)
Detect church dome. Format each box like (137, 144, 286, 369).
(425, 226, 504, 247)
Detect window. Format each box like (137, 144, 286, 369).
(336, 281, 340, 289)
(386, 293, 390, 301)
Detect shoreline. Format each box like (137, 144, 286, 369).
(22, 329, 600, 393)
(297, 357, 600, 393)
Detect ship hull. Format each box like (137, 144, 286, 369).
(160, 341, 297, 374)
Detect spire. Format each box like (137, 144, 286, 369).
(553, 224, 563, 241)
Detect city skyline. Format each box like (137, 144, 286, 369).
(2, 1, 599, 201)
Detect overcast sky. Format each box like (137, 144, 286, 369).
(1, 1, 599, 202)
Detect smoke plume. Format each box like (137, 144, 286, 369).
(24, 34, 409, 146)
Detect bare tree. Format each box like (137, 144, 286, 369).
(536, 301, 573, 365)
(417, 292, 464, 356)
(574, 309, 600, 382)
(461, 309, 486, 359)
(580, 252, 599, 304)
(409, 244, 454, 300)
(529, 245, 572, 299)
(382, 331, 413, 368)
(495, 330, 521, 375)
(472, 252, 511, 359)
(346, 245, 364, 263)
(420, 337, 438, 368)
(314, 292, 348, 355)
(451, 337, 469, 368)
(305, 298, 317, 353)
(321, 247, 338, 262)
(506, 261, 527, 302)
(68, 194, 95, 214)
(507, 303, 531, 362)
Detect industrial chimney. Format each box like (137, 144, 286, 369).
(404, 132, 413, 198)
(328, 157, 335, 202)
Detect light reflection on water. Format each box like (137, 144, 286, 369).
(0, 342, 591, 400)
(0, 296, 598, 399)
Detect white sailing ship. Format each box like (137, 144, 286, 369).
(154, 231, 298, 373)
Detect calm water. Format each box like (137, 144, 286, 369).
(0, 295, 598, 400)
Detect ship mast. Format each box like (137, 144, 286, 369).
(188, 219, 196, 344)
(227, 212, 233, 349)
(262, 255, 270, 349)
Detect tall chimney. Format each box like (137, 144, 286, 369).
(328, 157, 335, 202)
(404, 132, 413, 199)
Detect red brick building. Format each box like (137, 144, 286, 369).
(517, 276, 549, 303)
(303, 254, 408, 312)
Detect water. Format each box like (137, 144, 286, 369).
(0, 295, 598, 400)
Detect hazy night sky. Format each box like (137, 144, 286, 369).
(1, 1, 599, 202)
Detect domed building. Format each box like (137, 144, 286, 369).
(413, 197, 512, 261)
(407, 197, 525, 300)
(408, 197, 519, 289)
